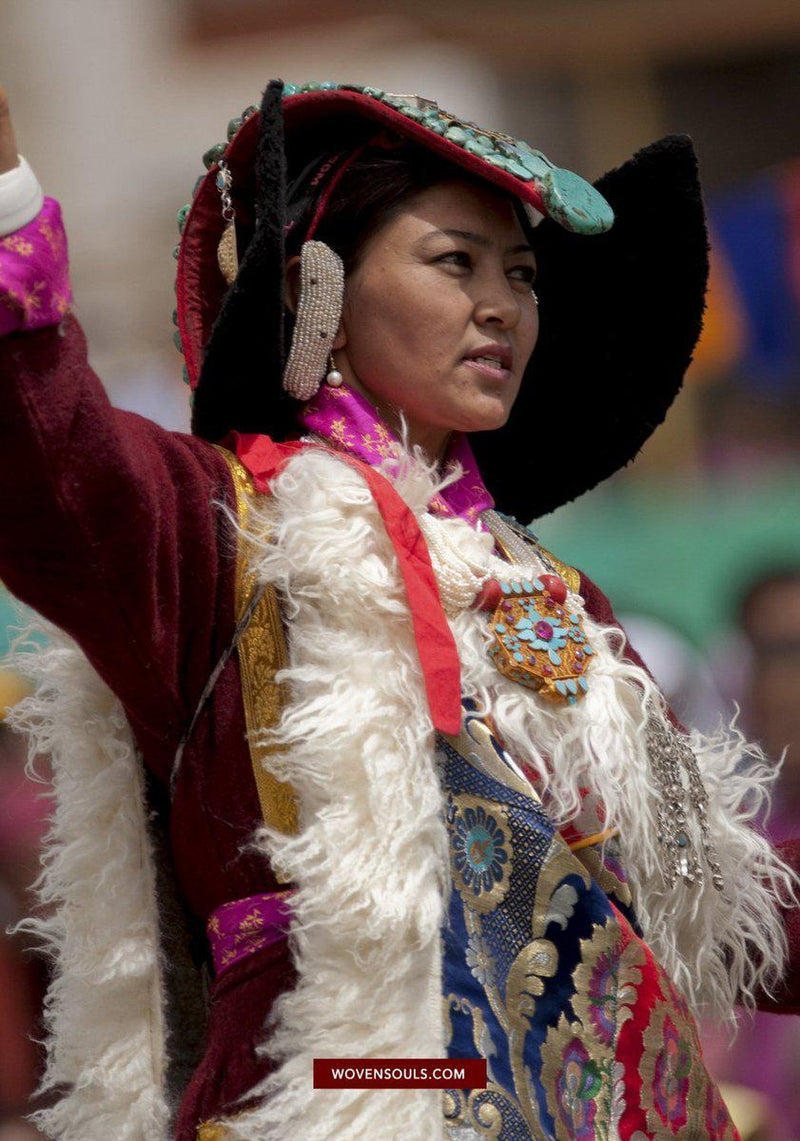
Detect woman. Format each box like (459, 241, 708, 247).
(0, 80, 798, 1141)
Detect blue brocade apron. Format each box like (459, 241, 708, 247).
(437, 703, 739, 1141)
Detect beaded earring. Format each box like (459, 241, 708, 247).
(282, 240, 345, 401)
(326, 353, 343, 387)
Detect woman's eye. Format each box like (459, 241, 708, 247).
(508, 265, 537, 284)
(435, 250, 472, 269)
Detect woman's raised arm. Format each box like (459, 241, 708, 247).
(0, 86, 19, 173)
(0, 90, 238, 785)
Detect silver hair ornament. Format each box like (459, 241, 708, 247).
(215, 160, 239, 286)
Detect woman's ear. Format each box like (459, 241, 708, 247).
(332, 283, 349, 351)
(284, 255, 302, 315)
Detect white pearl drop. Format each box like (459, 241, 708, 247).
(326, 369, 344, 387)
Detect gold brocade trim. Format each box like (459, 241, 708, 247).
(214, 446, 299, 840)
(197, 1122, 229, 1141)
(539, 545, 581, 596)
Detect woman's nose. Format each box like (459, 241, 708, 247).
(473, 277, 521, 330)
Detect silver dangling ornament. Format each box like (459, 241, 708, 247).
(215, 160, 239, 286)
(646, 717, 725, 893)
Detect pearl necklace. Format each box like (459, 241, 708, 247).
(419, 512, 553, 617)
(418, 514, 492, 617)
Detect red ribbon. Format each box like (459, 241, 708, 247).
(226, 432, 463, 736)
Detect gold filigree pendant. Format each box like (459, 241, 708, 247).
(488, 575, 593, 705)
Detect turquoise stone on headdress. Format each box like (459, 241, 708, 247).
(540, 165, 614, 235)
(276, 82, 614, 237)
(202, 142, 226, 170)
(189, 82, 613, 254)
(176, 203, 191, 234)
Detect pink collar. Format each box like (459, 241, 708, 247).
(297, 382, 494, 529)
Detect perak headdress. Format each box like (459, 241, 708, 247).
(175, 80, 708, 521)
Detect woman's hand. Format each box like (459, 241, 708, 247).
(0, 87, 20, 175)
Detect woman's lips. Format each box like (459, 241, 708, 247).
(462, 358, 513, 382)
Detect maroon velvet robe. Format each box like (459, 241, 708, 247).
(1, 316, 797, 1138)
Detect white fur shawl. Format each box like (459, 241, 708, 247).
(8, 442, 797, 1141)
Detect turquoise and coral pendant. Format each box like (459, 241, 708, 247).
(487, 575, 593, 705)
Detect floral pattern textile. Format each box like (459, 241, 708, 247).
(298, 381, 495, 528)
(438, 703, 739, 1141)
(0, 197, 72, 335)
(206, 889, 295, 975)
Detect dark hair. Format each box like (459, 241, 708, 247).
(286, 138, 519, 270)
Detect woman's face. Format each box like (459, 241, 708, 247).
(334, 179, 539, 460)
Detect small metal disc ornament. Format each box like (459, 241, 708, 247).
(488, 576, 594, 704)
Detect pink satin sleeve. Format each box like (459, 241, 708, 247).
(0, 196, 72, 335)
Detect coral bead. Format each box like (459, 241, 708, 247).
(540, 574, 567, 604)
(477, 578, 502, 611)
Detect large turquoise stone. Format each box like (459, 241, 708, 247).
(176, 204, 190, 234)
(226, 116, 243, 141)
(540, 166, 615, 235)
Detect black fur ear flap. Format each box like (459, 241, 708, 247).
(471, 135, 709, 521)
(192, 80, 295, 442)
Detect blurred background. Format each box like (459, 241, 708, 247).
(1, 1, 799, 1137)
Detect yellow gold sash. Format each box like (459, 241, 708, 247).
(215, 446, 299, 839)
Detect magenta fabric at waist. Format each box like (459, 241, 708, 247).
(207, 889, 296, 976)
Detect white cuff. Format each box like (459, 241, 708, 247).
(0, 156, 45, 237)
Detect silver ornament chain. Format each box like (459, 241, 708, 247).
(646, 718, 725, 893)
(480, 508, 560, 579)
(216, 160, 236, 223)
